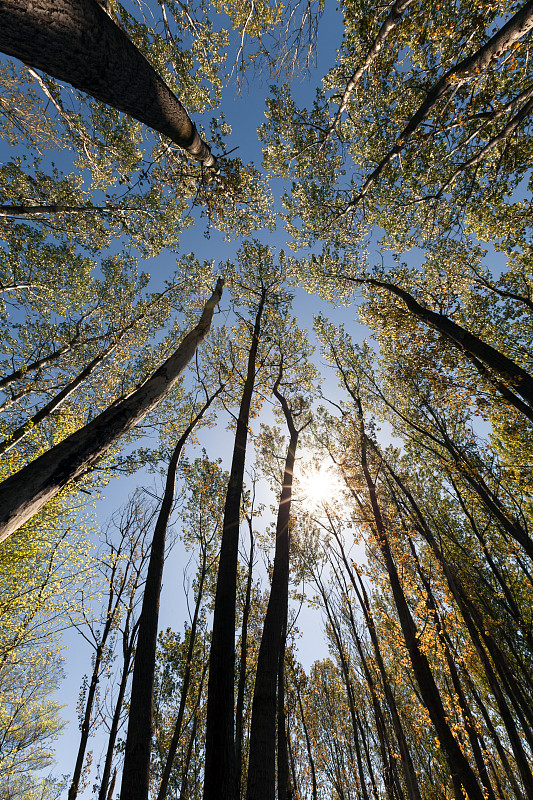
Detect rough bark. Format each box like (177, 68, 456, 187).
(0, 0, 218, 170)
(0, 278, 223, 543)
(203, 289, 266, 800)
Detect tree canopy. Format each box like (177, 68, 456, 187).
(0, 1, 533, 798)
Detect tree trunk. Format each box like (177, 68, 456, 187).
(204, 290, 266, 800)
(246, 387, 298, 800)
(354, 276, 533, 420)
(355, 401, 485, 800)
(0, 278, 223, 543)
(120, 390, 221, 800)
(156, 520, 212, 800)
(0, 0, 218, 169)
(235, 520, 254, 799)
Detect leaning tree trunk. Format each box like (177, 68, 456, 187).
(0, 279, 223, 543)
(247, 386, 299, 800)
(0, 0, 217, 169)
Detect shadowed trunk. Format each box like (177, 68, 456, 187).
(247, 383, 299, 800)
(120, 389, 222, 800)
(204, 289, 266, 800)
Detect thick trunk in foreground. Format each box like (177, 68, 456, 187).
(203, 290, 266, 800)
(247, 387, 298, 800)
(0, 0, 217, 169)
(120, 390, 221, 800)
(0, 279, 223, 544)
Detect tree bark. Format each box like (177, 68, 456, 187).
(0, 278, 223, 543)
(0, 0, 218, 170)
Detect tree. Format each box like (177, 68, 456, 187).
(247, 344, 313, 800)
(0, 277, 223, 543)
(203, 244, 292, 800)
(0, 0, 218, 170)
(119, 387, 223, 800)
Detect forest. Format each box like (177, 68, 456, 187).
(0, 0, 533, 799)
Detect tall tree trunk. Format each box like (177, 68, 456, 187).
(120, 389, 221, 800)
(235, 519, 254, 799)
(156, 530, 212, 800)
(98, 617, 139, 800)
(355, 400, 485, 800)
(204, 290, 266, 800)
(0, 279, 223, 543)
(331, 531, 422, 800)
(0, 0, 217, 169)
(246, 384, 299, 800)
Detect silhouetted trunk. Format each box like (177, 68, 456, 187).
(120, 389, 221, 800)
(204, 290, 266, 800)
(355, 400, 485, 800)
(247, 385, 299, 800)
(0, 0, 217, 169)
(0, 279, 223, 543)
(98, 617, 139, 800)
(277, 622, 289, 800)
(156, 531, 212, 800)
(235, 520, 254, 798)
(294, 678, 318, 800)
(332, 533, 421, 800)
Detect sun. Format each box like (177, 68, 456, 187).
(297, 459, 345, 513)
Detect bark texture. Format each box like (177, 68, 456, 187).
(0, 279, 223, 543)
(0, 0, 218, 169)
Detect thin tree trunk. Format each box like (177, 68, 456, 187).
(156, 531, 211, 800)
(294, 678, 318, 800)
(235, 519, 254, 799)
(0, 278, 223, 543)
(0, 0, 217, 169)
(331, 532, 422, 800)
(0, 339, 120, 455)
(98, 617, 139, 800)
(203, 289, 266, 800)
(120, 389, 221, 800)
(246, 383, 299, 800)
